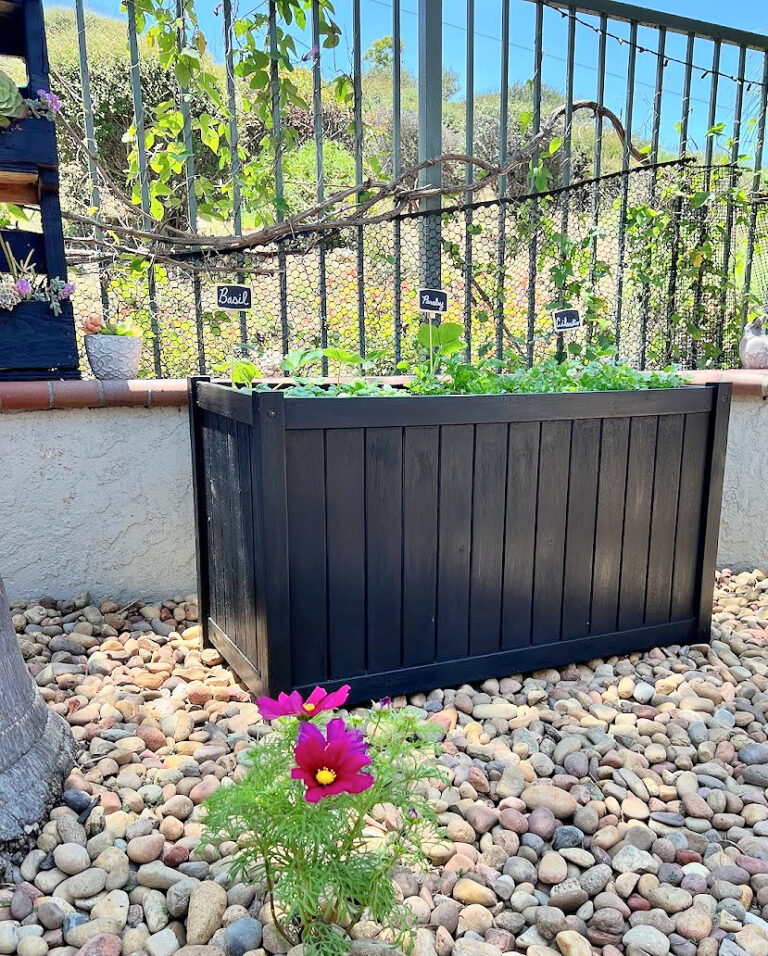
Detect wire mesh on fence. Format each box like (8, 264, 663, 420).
(70, 159, 768, 377)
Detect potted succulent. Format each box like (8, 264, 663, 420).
(82, 314, 143, 380)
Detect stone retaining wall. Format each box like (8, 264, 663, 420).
(0, 373, 765, 601)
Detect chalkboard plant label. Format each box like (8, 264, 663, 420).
(418, 288, 449, 313)
(552, 308, 582, 332)
(217, 284, 252, 310)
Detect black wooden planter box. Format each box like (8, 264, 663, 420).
(189, 379, 730, 702)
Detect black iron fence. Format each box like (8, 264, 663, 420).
(58, 0, 768, 377)
(71, 160, 768, 376)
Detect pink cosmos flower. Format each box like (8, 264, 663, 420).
(291, 717, 373, 802)
(256, 684, 351, 721)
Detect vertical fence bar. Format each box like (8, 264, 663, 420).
(495, 0, 510, 359)
(526, 0, 543, 367)
(691, 39, 721, 369)
(418, 0, 442, 291)
(666, 33, 695, 364)
(393, 0, 402, 363)
(74, 0, 110, 321)
(352, 0, 366, 355)
(556, 7, 576, 363)
(704, 40, 722, 173)
(638, 26, 666, 370)
(743, 52, 768, 324)
(311, 0, 329, 374)
(613, 20, 637, 357)
(177, 0, 205, 373)
(223, 0, 247, 349)
(464, 0, 474, 361)
(587, 13, 607, 347)
(125, 0, 161, 376)
(679, 33, 695, 156)
(717, 45, 746, 351)
(267, 1, 289, 356)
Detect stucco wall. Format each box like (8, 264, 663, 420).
(717, 394, 768, 571)
(0, 391, 764, 602)
(0, 406, 196, 601)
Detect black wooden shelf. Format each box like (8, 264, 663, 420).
(0, 0, 78, 380)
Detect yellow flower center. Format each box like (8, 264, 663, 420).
(315, 767, 336, 786)
(303, 702, 316, 713)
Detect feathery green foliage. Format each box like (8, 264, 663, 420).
(199, 705, 445, 956)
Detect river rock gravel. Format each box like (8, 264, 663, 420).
(2, 568, 768, 956)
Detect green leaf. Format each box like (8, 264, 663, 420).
(548, 136, 563, 155)
(323, 347, 363, 365)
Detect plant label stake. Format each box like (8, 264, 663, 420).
(552, 308, 582, 333)
(418, 289, 448, 314)
(217, 284, 252, 310)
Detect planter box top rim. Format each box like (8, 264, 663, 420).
(201, 379, 722, 398)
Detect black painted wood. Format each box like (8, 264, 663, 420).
(532, 420, 571, 644)
(436, 425, 474, 662)
(366, 427, 403, 673)
(190, 385, 730, 702)
(469, 423, 508, 655)
(0, 0, 77, 380)
(591, 417, 631, 635)
(561, 418, 601, 642)
(501, 422, 540, 650)
(325, 428, 366, 679)
(285, 429, 329, 684)
(402, 426, 439, 667)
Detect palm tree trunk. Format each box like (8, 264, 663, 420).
(0, 573, 77, 849)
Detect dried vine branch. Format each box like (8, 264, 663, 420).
(62, 100, 647, 268)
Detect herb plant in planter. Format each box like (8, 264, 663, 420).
(189, 325, 730, 701)
(82, 315, 143, 380)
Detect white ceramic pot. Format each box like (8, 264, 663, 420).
(740, 316, 768, 369)
(85, 334, 142, 380)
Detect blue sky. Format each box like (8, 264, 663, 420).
(81, 0, 768, 154)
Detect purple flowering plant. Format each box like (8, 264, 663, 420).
(199, 686, 444, 956)
(0, 235, 74, 315)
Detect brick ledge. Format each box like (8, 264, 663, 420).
(0, 369, 766, 412)
(684, 369, 768, 398)
(0, 379, 188, 412)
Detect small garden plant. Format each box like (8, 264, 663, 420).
(218, 320, 685, 396)
(200, 685, 444, 956)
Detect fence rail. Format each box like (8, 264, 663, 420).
(61, 0, 768, 375)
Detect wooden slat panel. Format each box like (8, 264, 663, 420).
(366, 428, 403, 674)
(294, 619, 698, 703)
(469, 423, 508, 655)
(285, 430, 328, 684)
(197, 382, 253, 424)
(436, 425, 474, 661)
(561, 419, 601, 642)
(591, 417, 631, 634)
(501, 422, 540, 649)
(645, 414, 684, 624)
(204, 414, 225, 630)
(219, 415, 236, 644)
(532, 420, 571, 644)
(618, 416, 659, 630)
(234, 419, 258, 668)
(283, 387, 715, 430)
(671, 413, 709, 620)
(402, 426, 439, 667)
(325, 428, 366, 678)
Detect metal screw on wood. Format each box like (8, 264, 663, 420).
(268, 409, 277, 418)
